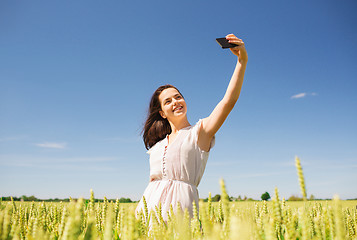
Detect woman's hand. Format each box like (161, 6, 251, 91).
(226, 34, 248, 64)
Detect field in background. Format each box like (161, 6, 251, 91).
(1, 157, 356, 239)
(1, 189, 356, 239)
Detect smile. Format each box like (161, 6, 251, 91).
(173, 106, 183, 112)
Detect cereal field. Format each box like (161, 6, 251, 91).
(1, 157, 356, 239)
(1, 190, 356, 239)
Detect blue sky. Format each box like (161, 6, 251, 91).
(1, 0, 356, 200)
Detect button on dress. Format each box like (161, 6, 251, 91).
(135, 119, 215, 221)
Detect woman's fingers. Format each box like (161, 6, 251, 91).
(226, 36, 242, 40)
(226, 34, 244, 45)
(226, 34, 241, 40)
(228, 39, 244, 44)
(228, 40, 245, 47)
(225, 34, 247, 60)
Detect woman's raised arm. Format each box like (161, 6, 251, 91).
(198, 34, 248, 152)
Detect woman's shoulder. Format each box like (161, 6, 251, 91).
(190, 118, 215, 152)
(190, 119, 205, 134)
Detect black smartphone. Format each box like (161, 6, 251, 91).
(216, 37, 238, 49)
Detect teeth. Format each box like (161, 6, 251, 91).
(174, 106, 182, 111)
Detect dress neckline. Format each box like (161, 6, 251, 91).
(166, 124, 192, 147)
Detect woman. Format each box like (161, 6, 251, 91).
(135, 34, 248, 221)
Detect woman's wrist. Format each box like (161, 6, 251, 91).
(236, 57, 247, 68)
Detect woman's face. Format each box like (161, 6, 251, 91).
(158, 88, 187, 121)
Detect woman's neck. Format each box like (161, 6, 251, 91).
(169, 118, 191, 134)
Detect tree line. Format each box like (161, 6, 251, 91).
(2, 193, 354, 203)
(201, 192, 345, 202)
(0, 195, 134, 203)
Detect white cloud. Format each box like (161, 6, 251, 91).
(291, 93, 307, 99)
(290, 92, 318, 99)
(35, 142, 67, 149)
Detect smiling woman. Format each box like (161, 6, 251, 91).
(135, 34, 248, 222)
(142, 85, 187, 150)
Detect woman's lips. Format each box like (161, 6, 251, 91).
(173, 106, 183, 112)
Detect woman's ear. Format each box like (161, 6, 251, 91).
(159, 111, 166, 119)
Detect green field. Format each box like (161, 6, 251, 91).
(1, 190, 356, 239)
(1, 158, 356, 239)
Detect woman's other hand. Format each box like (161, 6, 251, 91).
(226, 34, 248, 64)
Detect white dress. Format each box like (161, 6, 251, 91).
(135, 119, 215, 221)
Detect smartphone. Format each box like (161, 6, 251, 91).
(216, 37, 238, 49)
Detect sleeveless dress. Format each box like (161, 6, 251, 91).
(135, 119, 215, 221)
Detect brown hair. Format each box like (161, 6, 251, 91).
(143, 84, 183, 150)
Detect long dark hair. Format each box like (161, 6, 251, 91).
(143, 84, 183, 150)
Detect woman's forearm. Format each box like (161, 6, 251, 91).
(222, 58, 247, 107)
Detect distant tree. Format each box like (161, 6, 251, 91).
(309, 194, 315, 200)
(261, 192, 271, 201)
(212, 194, 221, 202)
(119, 197, 132, 203)
(20, 195, 38, 202)
(237, 195, 242, 201)
(243, 195, 247, 201)
(288, 195, 303, 201)
(28, 196, 37, 201)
